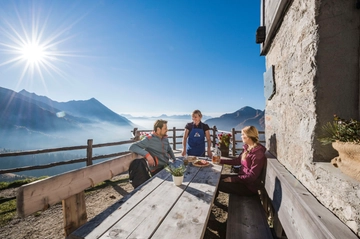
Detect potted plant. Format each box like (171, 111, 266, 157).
(165, 163, 186, 186)
(318, 114, 360, 181)
(217, 132, 232, 157)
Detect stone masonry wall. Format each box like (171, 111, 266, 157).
(265, 0, 318, 172)
(264, 0, 360, 236)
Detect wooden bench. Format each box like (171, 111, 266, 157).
(226, 194, 273, 239)
(225, 159, 274, 239)
(226, 152, 359, 239)
(264, 152, 358, 239)
(16, 152, 138, 237)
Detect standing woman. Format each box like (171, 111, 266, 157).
(181, 110, 213, 158)
(216, 126, 266, 196)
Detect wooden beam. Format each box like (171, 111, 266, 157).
(63, 191, 87, 236)
(17, 153, 137, 218)
(260, 0, 293, 55)
(264, 153, 358, 239)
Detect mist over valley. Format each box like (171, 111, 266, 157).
(0, 86, 264, 180)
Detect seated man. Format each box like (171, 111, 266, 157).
(129, 119, 176, 188)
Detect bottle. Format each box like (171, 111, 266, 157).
(183, 153, 189, 166)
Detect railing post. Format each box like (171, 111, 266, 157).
(172, 127, 176, 150)
(86, 139, 93, 166)
(231, 128, 236, 156)
(133, 128, 139, 140)
(212, 126, 218, 147)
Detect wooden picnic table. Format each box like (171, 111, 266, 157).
(69, 157, 223, 239)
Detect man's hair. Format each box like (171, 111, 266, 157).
(154, 119, 168, 131)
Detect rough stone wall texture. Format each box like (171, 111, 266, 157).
(264, 0, 360, 236)
(265, 0, 318, 171)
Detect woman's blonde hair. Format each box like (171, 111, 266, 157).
(241, 126, 259, 160)
(242, 126, 259, 144)
(192, 109, 202, 118)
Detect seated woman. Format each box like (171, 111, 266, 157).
(216, 126, 266, 196)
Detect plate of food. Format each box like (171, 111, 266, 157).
(192, 159, 210, 167)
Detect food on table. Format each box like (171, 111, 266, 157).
(193, 159, 210, 167)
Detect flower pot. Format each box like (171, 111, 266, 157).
(331, 141, 360, 181)
(172, 175, 184, 186)
(219, 143, 229, 157)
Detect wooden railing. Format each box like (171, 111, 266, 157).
(229, 128, 266, 156)
(0, 139, 135, 174)
(0, 126, 265, 237)
(0, 127, 265, 175)
(133, 127, 264, 154)
(132, 126, 219, 150)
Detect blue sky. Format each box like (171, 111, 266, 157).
(0, 0, 265, 117)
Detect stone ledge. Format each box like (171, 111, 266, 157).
(297, 161, 360, 236)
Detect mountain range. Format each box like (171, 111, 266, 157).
(0, 87, 133, 149)
(122, 113, 212, 121)
(0, 86, 264, 150)
(204, 107, 265, 131)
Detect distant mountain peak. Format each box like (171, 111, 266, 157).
(204, 106, 264, 131)
(19, 89, 53, 103)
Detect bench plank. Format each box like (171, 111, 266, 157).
(226, 194, 273, 239)
(265, 154, 358, 239)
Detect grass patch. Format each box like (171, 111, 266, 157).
(0, 198, 16, 227)
(0, 176, 48, 190)
(0, 177, 48, 226)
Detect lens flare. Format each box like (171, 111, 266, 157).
(21, 42, 46, 64)
(0, 3, 81, 84)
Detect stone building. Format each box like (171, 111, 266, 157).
(259, 0, 360, 237)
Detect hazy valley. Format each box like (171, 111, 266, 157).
(0, 86, 264, 180)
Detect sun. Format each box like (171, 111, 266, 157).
(0, 4, 79, 82)
(21, 42, 46, 65)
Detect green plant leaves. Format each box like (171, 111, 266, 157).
(318, 115, 360, 145)
(165, 163, 186, 176)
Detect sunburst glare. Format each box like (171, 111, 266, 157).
(21, 42, 46, 64)
(0, 4, 80, 85)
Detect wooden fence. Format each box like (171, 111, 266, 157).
(0, 126, 265, 236)
(0, 127, 264, 175)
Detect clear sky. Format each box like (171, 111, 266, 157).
(0, 0, 265, 117)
